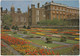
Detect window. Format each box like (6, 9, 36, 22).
(36, 10, 39, 15)
(53, 7, 55, 10)
(60, 7, 62, 10)
(21, 17, 24, 22)
(43, 15, 45, 17)
(24, 18, 26, 22)
(36, 17, 39, 22)
(56, 7, 58, 10)
(63, 8, 65, 10)
(56, 14, 58, 19)
(16, 17, 18, 22)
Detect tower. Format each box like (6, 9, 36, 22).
(11, 4, 15, 13)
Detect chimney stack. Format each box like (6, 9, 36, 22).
(31, 4, 35, 8)
(17, 8, 21, 13)
(37, 3, 40, 8)
(1, 7, 3, 12)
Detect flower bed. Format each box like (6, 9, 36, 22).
(1, 33, 58, 55)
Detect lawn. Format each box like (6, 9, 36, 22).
(29, 39, 63, 48)
(65, 40, 79, 44)
(53, 46, 79, 55)
(23, 31, 79, 44)
(3, 31, 22, 37)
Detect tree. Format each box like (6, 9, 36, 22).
(38, 19, 69, 26)
(2, 15, 13, 26)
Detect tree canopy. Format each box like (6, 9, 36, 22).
(2, 15, 13, 26)
(38, 19, 69, 26)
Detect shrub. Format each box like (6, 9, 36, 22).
(27, 26, 31, 29)
(12, 26, 15, 29)
(30, 36, 34, 38)
(46, 38, 52, 43)
(60, 36, 67, 42)
(12, 26, 19, 30)
(23, 31, 27, 34)
(38, 19, 69, 26)
(4, 25, 10, 30)
(13, 32, 17, 34)
(23, 25, 26, 29)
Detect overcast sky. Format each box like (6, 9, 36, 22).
(1, 0, 79, 13)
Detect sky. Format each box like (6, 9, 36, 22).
(1, 0, 79, 13)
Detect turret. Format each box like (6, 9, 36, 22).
(11, 5, 15, 13)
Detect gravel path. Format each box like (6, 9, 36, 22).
(17, 33, 74, 50)
(52, 41, 72, 45)
(17, 33, 72, 45)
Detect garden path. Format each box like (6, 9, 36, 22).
(1, 40, 21, 55)
(52, 41, 72, 45)
(17, 33, 75, 49)
(17, 33, 72, 45)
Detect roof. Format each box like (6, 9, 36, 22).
(44, 1, 79, 10)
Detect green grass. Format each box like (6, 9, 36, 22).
(53, 47, 79, 55)
(65, 40, 79, 44)
(29, 39, 63, 48)
(4, 31, 22, 37)
(47, 37, 60, 41)
(22, 31, 79, 44)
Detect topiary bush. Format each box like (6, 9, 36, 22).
(4, 25, 10, 30)
(12, 25, 19, 30)
(46, 38, 52, 43)
(27, 26, 31, 29)
(60, 36, 67, 42)
(23, 31, 27, 34)
(23, 25, 26, 29)
(13, 32, 17, 34)
(12, 25, 15, 29)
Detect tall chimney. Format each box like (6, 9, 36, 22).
(1, 7, 3, 12)
(37, 3, 40, 8)
(31, 4, 35, 8)
(17, 8, 21, 13)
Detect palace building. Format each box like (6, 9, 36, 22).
(28, 3, 46, 26)
(1, 1, 79, 27)
(44, 1, 79, 26)
(1, 5, 28, 27)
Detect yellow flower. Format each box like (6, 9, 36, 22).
(18, 38, 24, 40)
(75, 38, 80, 40)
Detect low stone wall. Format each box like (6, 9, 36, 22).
(31, 26, 79, 29)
